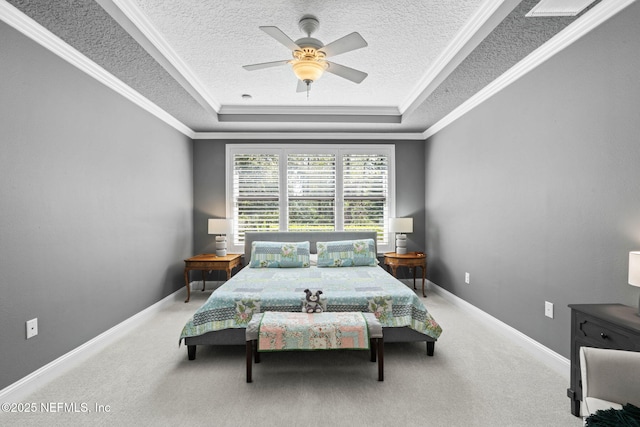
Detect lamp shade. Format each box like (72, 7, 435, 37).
(208, 219, 231, 235)
(389, 217, 413, 233)
(629, 251, 640, 287)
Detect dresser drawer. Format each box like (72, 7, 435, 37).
(186, 261, 217, 268)
(575, 312, 636, 350)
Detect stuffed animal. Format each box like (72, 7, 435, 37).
(303, 289, 324, 313)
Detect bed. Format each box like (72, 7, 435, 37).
(180, 231, 442, 360)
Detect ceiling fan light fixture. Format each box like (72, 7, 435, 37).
(291, 59, 327, 82)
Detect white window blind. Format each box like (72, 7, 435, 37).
(226, 145, 395, 253)
(232, 153, 280, 243)
(287, 153, 336, 232)
(343, 153, 389, 243)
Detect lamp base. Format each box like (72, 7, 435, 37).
(215, 235, 227, 257)
(395, 233, 407, 254)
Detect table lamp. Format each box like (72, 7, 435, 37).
(208, 219, 231, 257)
(389, 217, 413, 255)
(629, 251, 640, 316)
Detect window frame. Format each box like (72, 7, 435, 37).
(225, 144, 396, 254)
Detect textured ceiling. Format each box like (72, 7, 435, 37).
(4, 0, 600, 136)
(130, 0, 482, 109)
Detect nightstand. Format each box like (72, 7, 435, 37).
(183, 253, 243, 302)
(383, 252, 427, 297)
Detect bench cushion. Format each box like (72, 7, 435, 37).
(246, 312, 382, 344)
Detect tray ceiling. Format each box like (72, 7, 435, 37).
(3, 0, 611, 138)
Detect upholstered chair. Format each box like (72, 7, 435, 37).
(579, 347, 640, 417)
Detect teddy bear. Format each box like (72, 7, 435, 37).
(303, 289, 324, 313)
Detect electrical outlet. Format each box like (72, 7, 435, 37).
(465, 272, 470, 284)
(26, 318, 38, 339)
(545, 301, 554, 319)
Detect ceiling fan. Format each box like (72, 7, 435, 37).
(243, 15, 368, 95)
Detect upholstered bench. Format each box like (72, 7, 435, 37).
(246, 311, 383, 382)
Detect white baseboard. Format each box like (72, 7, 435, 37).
(0, 288, 185, 403)
(426, 281, 570, 379)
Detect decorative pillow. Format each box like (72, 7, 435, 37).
(249, 241, 310, 268)
(316, 239, 378, 267)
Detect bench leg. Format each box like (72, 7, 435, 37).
(246, 341, 253, 383)
(427, 341, 434, 356)
(254, 340, 260, 364)
(187, 345, 196, 360)
(370, 339, 377, 362)
(377, 338, 384, 381)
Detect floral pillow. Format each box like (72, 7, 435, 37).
(249, 241, 310, 268)
(316, 239, 378, 267)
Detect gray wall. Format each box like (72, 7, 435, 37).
(0, 22, 193, 389)
(193, 140, 426, 267)
(425, 3, 640, 358)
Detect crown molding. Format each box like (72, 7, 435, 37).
(7, 0, 629, 143)
(192, 132, 425, 141)
(219, 104, 400, 116)
(95, 0, 218, 118)
(0, 1, 412, 139)
(422, 0, 636, 140)
(106, 0, 221, 113)
(0, 1, 195, 138)
(1, 4, 414, 142)
(400, 0, 521, 117)
(218, 105, 401, 124)
(106, 0, 405, 121)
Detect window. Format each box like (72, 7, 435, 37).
(226, 144, 395, 253)
(231, 153, 280, 234)
(287, 153, 336, 232)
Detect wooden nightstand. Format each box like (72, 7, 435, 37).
(183, 253, 243, 302)
(384, 252, 427, 297)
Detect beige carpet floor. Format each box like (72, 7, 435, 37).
(0, 283, 582, 426)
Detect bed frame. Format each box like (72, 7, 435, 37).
(185, 231, 436, 360)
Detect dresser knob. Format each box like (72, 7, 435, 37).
(600, 332, 608, 339)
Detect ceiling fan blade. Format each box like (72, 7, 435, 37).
(319, 32, 367, 58)
(259, 26, 301, 51)
(296, 79, 308, 93)
(325, 62, 368, 84)
(243, 60, 290, 71)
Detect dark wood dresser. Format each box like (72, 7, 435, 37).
(567, 304, 640, 416)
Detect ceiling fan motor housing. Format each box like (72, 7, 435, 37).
(294, 37, 324, 50)
(298, 15, 319, 36)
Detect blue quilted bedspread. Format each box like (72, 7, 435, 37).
(179, 265, 442, 343)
